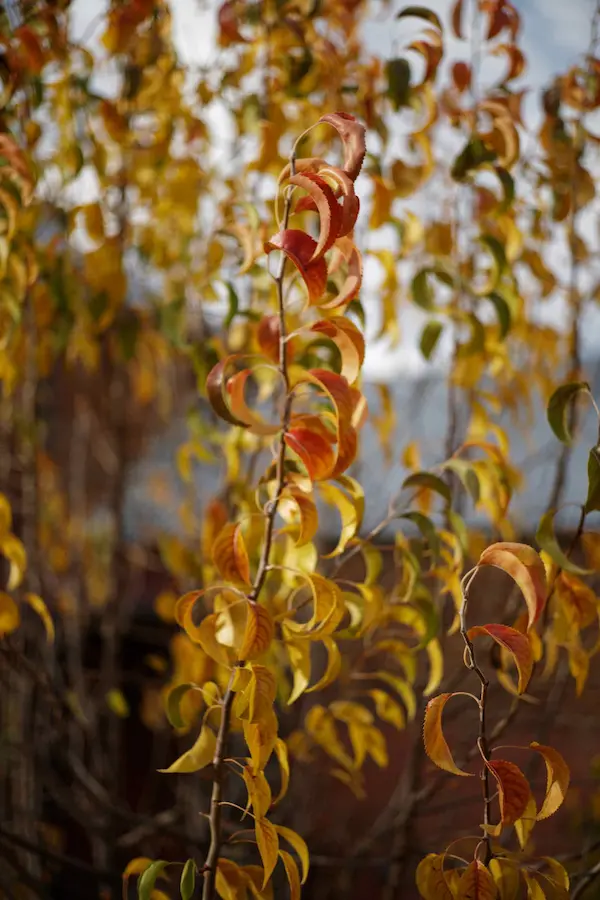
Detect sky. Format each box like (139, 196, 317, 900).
(66, 0, 600, 382)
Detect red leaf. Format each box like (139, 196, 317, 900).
(467, 624, 533, 693)
(289, 172, 342, 260)
(477, 542, 547, 629)
(265, 230, 327, 306)
(285, 428, 336, 482)
(423, 693, 473, 777)
(318, 112, 366, 182)
(451, 0, 464, 38)
(485, 759, 531, 826)
(315, 165, 360, 236)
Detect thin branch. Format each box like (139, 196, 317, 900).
(202, 150, 296, 900)
(459, 568, 492, 864)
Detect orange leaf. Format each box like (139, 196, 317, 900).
(239, 603, 274, 660)
(265, 230, 327, 306)
(309, 317, 365, 385)
(423, 693, 473, 777)
(530, 742, 570, 820)
(321, 238, 362, 310)
(314, 165, 360, 235)
(477, 542, 547, 629)
(212, 523, 251, 585)
(467, 624, 533, 693)
(227, 369, 281, 436)
(457, 861, 497, 900)
(318, 112, 366, 182)
(285, 428, 336, 482)
(485, 759, 531, 826)
(289, 172, 342, 260)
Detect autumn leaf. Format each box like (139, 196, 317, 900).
(423, 693, 473, 776)
(255, 817, 279, 887)
(318, 112, 366, 182)
(467, 624, 533, 693)
(457, 860, 498, 900)
(477, 542, 547, 629)
(158, 723, 216, 774)
(212, 523, 251, 585)
(530, 742, 570, 820)
(485, 759, 531, 826)
(239, 603, 274, 661)
(416, 854, 453, 900)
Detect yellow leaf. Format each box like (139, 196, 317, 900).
(243, 765, 272, 818)
(423, 639, 444, 696)
(24, 592, 54, 643)
(489, 858, 522, 900)
(255, 818, 279, 887)
(369, 689, 406, 730)
(416, 854, 453, 900)
(275, 826, 309, 884)
(530, 742, 570, 820)
(2, 534, 26, 590)
(272, 738, 290, 805)
(0, 492, 12, 536)
(306, 637, 341, 693)
(286, 638, 311, 705)
(279, 850, 300, 900)
(514, 792, 537, 850)
(243, 708, 278, 771)
(106, 688, 130, 718)
(0, 592, 20, 636)
(158, 724, 216, 774)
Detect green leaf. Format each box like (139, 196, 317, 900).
(585, 447, 600, 513)
(451, 137, 497, 181)
(487, 291, 511, 339)
(138, 860, 169, 900)
(166, 682, 195, 729)
(411, 269, 434, 311)
(180, 859, 196, 900)
(536, 509, 590, 574)
(495, 166, 515, 213)
(396, 5, 442, 30)
(398, 511, 440, 562)
(420, 320, 443, 360)
(386, 58, 411, 110)
(547, 382, 590, 444)
(224, 281, 239, 328)
(402, 471, 451, 505)
(441, 459, 480, 504)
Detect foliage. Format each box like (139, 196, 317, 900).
(2, 0, 600, 898)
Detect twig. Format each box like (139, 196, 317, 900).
(201, 149, 297, 900)
(459, 568, 492, 864)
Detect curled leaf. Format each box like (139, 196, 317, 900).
(467, 624, 533, 693)
(423, 693, 473, 776)
(477, 542, 547, 629)
(530, 742, 570, 820)
(547, 382, 590, 444)
(158, 723, 216, 774)
(239, 602, 275, 660)
(318, 112, 366, 182)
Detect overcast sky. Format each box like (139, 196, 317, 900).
(68, 0, 600, 381)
